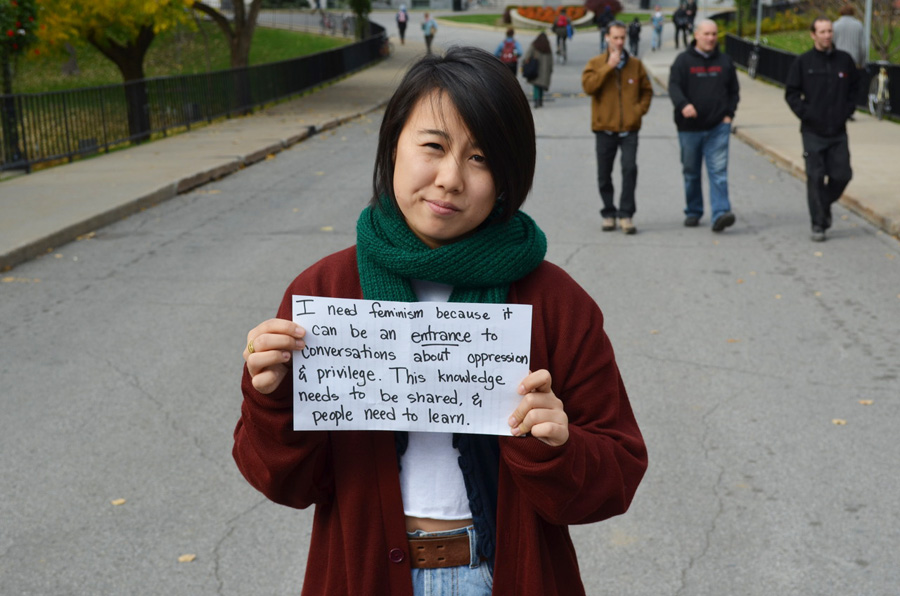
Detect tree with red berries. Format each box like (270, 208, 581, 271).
(1, 0, 38, 93)
(1, 0, 38, 165)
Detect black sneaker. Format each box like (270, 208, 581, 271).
(684, 215, 700, 227)
(811, 227, 826, 242)
(712, 212, 736, 232)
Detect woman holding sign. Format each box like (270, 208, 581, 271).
(235, 46, 647, 596)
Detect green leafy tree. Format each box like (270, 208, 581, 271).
(37, 0, 194, 82)
(734, 0, 754, 38)
(191, 0, 264, 68)
(348, 0, 371, 40)
(1, 0, 39, 93)
(2, 0, 39, 163)
(36, 0, 195, 141)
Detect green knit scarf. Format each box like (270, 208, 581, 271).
(356, 198, 547, 304)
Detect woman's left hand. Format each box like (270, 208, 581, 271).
(508, 369, 569, 447)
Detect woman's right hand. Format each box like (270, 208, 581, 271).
(244, 319, 306, 395)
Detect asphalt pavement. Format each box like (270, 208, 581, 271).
(1, 10, 899, 596)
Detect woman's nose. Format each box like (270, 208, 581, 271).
(434, 157, 464, 193)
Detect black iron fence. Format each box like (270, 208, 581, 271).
(0, 18, 386, 172)
(725, 34, 899, 117)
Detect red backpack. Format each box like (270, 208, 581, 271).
(500, 40, 517, 64)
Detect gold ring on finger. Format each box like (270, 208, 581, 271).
(247, 339, 255, 354)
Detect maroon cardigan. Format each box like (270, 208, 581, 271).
(234, 247, 647, 595)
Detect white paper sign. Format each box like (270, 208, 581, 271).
(291, 296, 532, 435)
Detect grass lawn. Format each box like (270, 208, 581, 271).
(11, 23, 348, 94)
(441, 13, 506, 27)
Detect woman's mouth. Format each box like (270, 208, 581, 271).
(425, 199, 459, 216)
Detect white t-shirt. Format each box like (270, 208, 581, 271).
(399, 280, 472, 520)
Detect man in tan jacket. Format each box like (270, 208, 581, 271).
(582, 21, 653, 234)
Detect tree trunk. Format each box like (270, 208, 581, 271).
(1, 50, 25, 166)
(89, 26, 155, 143)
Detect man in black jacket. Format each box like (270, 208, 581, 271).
(785, 17, 860, 242)
(669, 19, 740, 232)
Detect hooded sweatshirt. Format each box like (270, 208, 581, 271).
(668, 41, 740, 132)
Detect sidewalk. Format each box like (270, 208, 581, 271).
(2, 27, 898, 271)
(641, 36, 900, 240)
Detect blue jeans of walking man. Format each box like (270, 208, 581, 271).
(678, 121, 733, 227)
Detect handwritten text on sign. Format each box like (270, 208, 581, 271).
(291, 296, 532, 435)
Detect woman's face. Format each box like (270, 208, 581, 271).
(392, 92, 497, 249)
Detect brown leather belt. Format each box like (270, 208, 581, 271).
(408, 532, 471, 569)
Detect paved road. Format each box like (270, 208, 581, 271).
(2, 12, 899, 595)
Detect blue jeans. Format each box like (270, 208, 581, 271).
(678, 121, 732, 224)
(409, 526, 493, 596)
(652, 27, 662, 50)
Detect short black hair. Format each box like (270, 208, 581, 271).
(810, 16, 831, 32)
(371, 46, 535, 223)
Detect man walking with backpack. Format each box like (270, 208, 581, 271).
(582, 20, 653, 235)
(495, 28, 523, 76)
(553, 13, 571, 62)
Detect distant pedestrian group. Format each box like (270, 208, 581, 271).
(398, 8, 861, 243)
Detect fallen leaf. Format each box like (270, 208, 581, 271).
(649, 329, 659, 335)
(832, 419, 847, 426)
(320, 226, 334, 232)
(111, 498, 126, 506)
(736, 278, 744, 284)
(76, 231, 95, 241)
(265, 154, 276, 160)
(859, 400, 873, 406)
(314, 171, 324, 176)
(727, 338, 740, 343)
(814, 291, 822, 297)
(750, 271, 757, 276)
(813, 251, 823, 257)
(886, 253, 895, 260)
(178, 554, 197, 563)
(841, 214, 849, 220)
(775, 294, 782, 299)
(293, 208, 299, 212)
(54, 253, 63, 259)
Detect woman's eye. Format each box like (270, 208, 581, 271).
(471, 154, 486, 164)
(424, 142, 443, 151)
